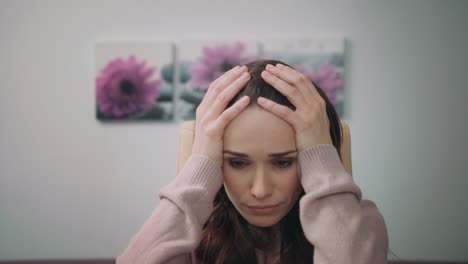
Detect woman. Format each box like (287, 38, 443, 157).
(117, 59, 389, 263)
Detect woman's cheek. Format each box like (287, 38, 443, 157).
(222, 168, 247, 196)
(277, 167, 300, 193)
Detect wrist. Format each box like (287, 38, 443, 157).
(296, 133, 333, 152)
(191, 144, 222, 166)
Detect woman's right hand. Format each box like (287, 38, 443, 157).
(191, 65, 251, 165)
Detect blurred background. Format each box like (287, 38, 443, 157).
(1, 0, 467, 262)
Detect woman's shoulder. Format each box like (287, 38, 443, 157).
(360, 198, 384, 214)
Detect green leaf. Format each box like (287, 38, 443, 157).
(180, 89, 205, 105)
(158, 83, 173, 102)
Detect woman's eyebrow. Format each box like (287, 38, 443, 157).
(223, 150, 297, 157)
(269, 150, 297, 157)
(223, 150, 248, 157)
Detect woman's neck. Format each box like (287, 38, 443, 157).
(247, 223, 282, 251)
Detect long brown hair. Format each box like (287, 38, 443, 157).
(195, 59, 344, 263)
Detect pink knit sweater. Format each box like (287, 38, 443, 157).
(117, 144, 389, 263)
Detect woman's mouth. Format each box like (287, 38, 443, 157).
(247, 204, 279, 215)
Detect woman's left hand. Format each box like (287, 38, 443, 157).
(258, 63, 333, 152)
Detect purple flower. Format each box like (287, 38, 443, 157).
(188, 42, 256, 91)
(295, 62, 343, 104)
(96, 55, 162, 118)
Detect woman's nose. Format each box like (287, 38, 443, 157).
(250, 167, 273, 200)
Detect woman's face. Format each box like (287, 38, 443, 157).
(222, 106, 302, 227)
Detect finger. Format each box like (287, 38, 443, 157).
(261, 70, 307, 108)
(208, 65, 240, 93)
(257, 97, 299, 126)
(214, 95, 250, 130)
(266, 63, 318, 99)
(198, 66, 244, 115)
(201, 66, 247, 109)
(199, 65, 241, 111)
(206, 71, 251, 120)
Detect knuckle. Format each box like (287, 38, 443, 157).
(216, 92, 228, 104)
(318, 98, 326, 108)
(204, 124, 218, 138)
(299, 73, 308, 82)
(219, 112, 231, 124)
(207, 82, 217, 92)
(278, 105, 290, 117)
(292, 75, 303, 85)
(290, 87, 300, 97)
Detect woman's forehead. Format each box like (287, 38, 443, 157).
(223, 107, 296, 151)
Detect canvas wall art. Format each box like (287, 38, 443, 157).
(175, 40, 259, 121)
(260, 38, 346, 116)
(95, 41, 174, 121)
(94, 38, 346, 122)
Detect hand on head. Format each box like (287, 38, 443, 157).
(258, 63, 332, 152)
(191, 65, 251, 164)
(191, 61, 333, 165)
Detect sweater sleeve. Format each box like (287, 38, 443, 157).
(116, 153, 223, 264)
(298, 144, 389, 264)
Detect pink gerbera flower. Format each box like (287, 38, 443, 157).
(295, 62, 343, 104)
(188, 42, 256, 91)
(96, 55, 162, 118)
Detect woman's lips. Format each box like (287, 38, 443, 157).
(247, 204, 279, 215)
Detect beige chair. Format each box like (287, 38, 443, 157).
(175, 120, 353, 177)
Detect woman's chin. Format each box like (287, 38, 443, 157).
(242, 214, 281, 228)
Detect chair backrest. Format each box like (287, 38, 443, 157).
(176, 120, 353, 177)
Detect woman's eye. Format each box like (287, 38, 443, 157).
(229, 160, 249, 168)
(274, 160, 293, 168)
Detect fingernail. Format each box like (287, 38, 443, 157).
(266, 64, 274, 70)
(241, 72, 249, 78)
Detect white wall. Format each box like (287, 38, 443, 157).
(1, 0, 467, 261)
